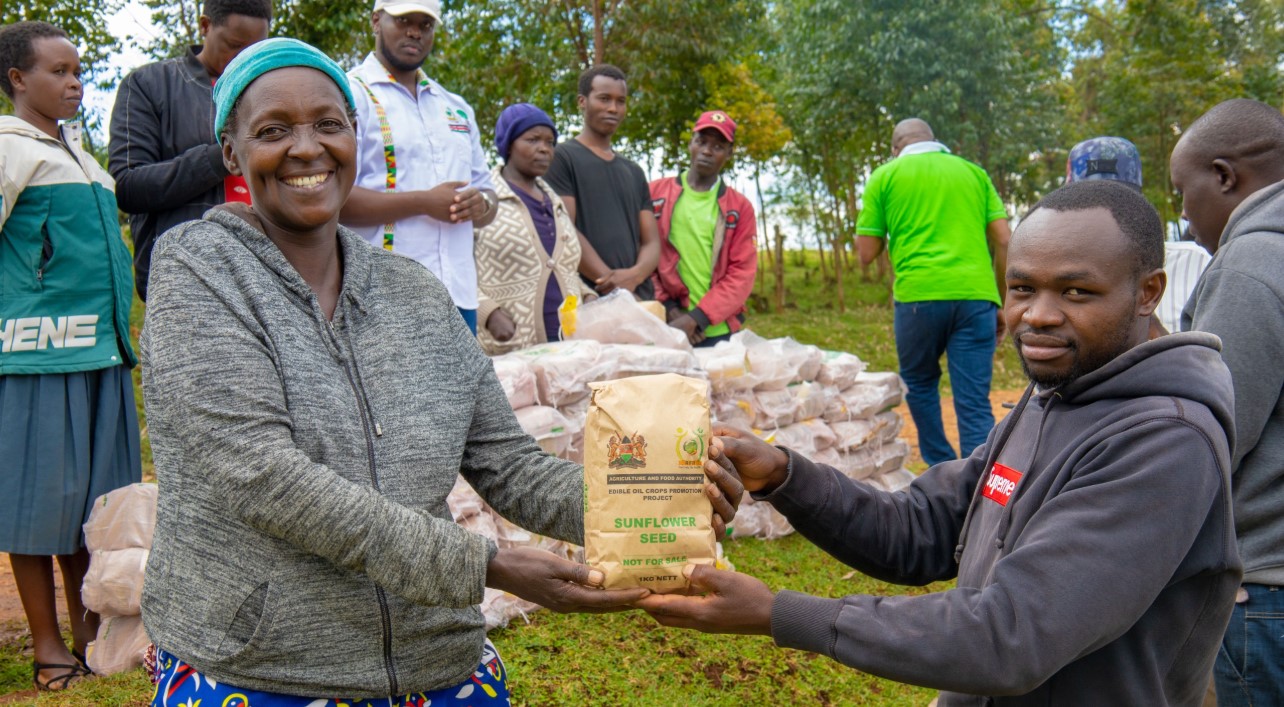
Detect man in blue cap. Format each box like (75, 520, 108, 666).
(1066, 136, 1211, 337)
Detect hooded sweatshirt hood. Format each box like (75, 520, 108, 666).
(1056, 331, 1235, 448)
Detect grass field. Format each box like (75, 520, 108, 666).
(0, 250, 1014, 705)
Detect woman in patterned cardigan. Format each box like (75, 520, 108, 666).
(474, 104, 595, 355)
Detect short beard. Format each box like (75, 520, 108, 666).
(378, 42, 424, 74)
(1016, 314, 1136, 390)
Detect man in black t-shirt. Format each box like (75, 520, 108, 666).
(545, 64, 659, 300)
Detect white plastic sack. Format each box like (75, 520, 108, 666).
(459, 506, 500, 542)
(794, 343, 824, 383)
(83, 483, 157, 553)
(733, 331, 798, 390)
(730, 496, 794, 540)
(824, 376, 905, 421)
(867, 468, 917, 493)
(515, 405, 573, 457)
(86, 615, 151, 676)
(604, 344, 702, 379)
(82, 547, 148, 617)
(447, 476, 486, 522)
(481, 587, 542, 631)
(557, 398, 590, 463)
(773, 419, 838, 457)
(511, 340, 615, 407)
(831, 411, 903, 451)
(812, 446, 843, 469)
(790, 381, 829, 422)
(491, 355, 538, 410)
(567, 290, 691, 350)
(830, 418, 880, 451)
(694, 339, 756, 393)
(837, 439, 911, 480)
(816, 350, 866, 390)
(753, 388, 798, 429)
(712, 392, 755, 429)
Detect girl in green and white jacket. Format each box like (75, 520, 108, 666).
(0, 21, 140, 692)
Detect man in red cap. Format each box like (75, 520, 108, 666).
(649, 111, 758, 346)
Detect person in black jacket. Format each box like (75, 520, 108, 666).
(635, 181, 1240, 706)
(107, 0, 270, 301)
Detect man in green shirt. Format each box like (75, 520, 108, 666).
(857, 118, 1010, 465)
(650, 111, 758, 346)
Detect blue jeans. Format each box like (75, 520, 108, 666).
(893, 300, 997, 466)
(1215, 584, 1284, 706)
(458, 307, 477, 335)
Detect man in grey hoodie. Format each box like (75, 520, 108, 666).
(636, 180, 1241, 706)
(1171, 98, 1284, 707)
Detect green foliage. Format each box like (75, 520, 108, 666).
(274, 0, 372, 66)
(1066, 0, 1284, 226)
(772, 0, 1066, 222)
(139, 0, 200, 58)
(432, 0, 772, 167)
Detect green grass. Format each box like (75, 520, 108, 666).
(2, 249, 1008, 704)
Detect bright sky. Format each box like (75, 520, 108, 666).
(82, 1, 157, 137)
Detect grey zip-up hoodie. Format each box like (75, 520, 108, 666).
(139, 210, 583, 697)
(1182, 179, 1284, 586)
(765, 333, 1240, 705)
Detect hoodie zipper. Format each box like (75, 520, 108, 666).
(326, 318, 398, 695)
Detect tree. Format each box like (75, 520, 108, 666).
(433, 0, 770, 165)
(1066, 0, 1284, 225)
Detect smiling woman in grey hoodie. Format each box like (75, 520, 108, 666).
(139, 38, 739, 703)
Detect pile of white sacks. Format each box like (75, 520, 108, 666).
(80, 483, 157, 675)
(454, 293, 912, 629)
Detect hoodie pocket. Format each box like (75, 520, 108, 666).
(216, 581, 271, 660)
(35, 224, 54, 283)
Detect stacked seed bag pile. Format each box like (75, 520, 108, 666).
(80, 483, 158, 675)
(450, 294, 912, 629)
(695, 331, 911, 539)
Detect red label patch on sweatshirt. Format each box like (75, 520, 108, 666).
(981, 463, 1023, 506)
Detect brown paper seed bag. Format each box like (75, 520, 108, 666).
(584, 373, 716, 592)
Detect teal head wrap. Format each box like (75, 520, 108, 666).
(212, 37, 356, 144)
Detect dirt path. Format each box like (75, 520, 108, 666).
(894, 388, 1028, 469)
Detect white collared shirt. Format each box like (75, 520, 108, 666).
(897, 140, 952, 157)
(1163, 240, 1212, 334)
(345, 53, 494, 309)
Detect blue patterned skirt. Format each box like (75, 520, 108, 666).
(151, 643, 511, 706)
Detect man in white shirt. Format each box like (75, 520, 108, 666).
(340, 0, 497, 333)
(1158, 232, 1212, 334)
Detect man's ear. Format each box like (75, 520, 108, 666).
(1136, 267, 1167, 317)
(7, 67, 24, 96)
(222, 140, 241, 176)
(1213, 158, 1238, 195)
(371, 11, 381, 32)
(198, 15, 213, 38)
(577, 94, 586, 113)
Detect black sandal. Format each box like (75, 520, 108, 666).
(32, 660, 91, 691)
(71, 647, 93, 673)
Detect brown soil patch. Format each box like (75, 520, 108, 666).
(894, 388, 1028, 469)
